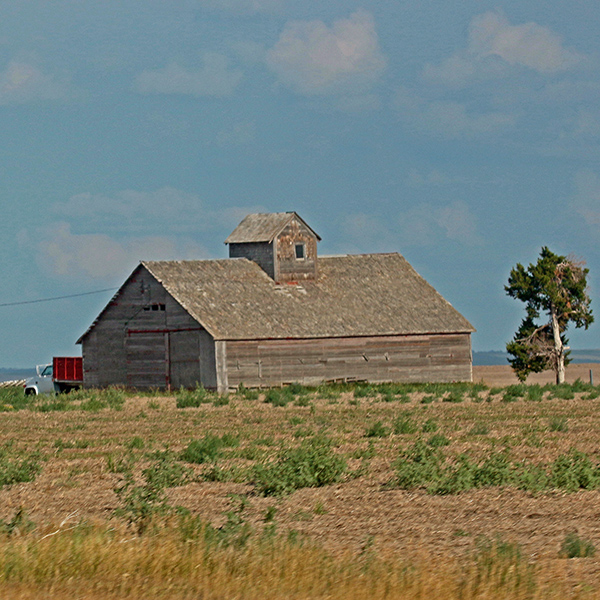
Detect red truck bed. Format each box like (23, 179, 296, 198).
(53, 357, 83, 383)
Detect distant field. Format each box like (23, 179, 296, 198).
(474, 362, 600, 387)
(0, 381, 599, 597)
(0, 368, 33, 383)
(473, 349, 600, 366)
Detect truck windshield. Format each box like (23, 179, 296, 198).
(41, 365, 53, 377)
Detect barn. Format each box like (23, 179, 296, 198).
(77, 212, 475, 393)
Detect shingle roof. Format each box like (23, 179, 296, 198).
(138, 253, 474, 340)
(224, 212, 321, 244)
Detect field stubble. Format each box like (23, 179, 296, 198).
(0, 367, 599, 596)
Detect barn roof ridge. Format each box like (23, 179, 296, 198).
(224, 211, 321, 244)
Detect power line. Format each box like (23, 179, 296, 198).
(0, 288, 118, 308)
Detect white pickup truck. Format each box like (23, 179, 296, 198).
(24, 357, 83, 395)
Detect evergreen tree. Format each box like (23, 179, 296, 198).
(505, 247, 593, 383)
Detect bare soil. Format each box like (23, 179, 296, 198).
(2, 373, 600, 581)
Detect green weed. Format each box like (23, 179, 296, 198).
(180, 435, 223, 464)
(106, 452, 136, 474)
(264, 388, 293, 407)
(427, 434, 450, 448)
(237, 384, 259, 400)
(421, 418, 438, 433)
(0, 449, 42, 488)
(176, 385, 212, 408)
(212, 396, 230, 407)
(443, 390, 464, 403)
(353, 385, 375, 399)
(526, 384, 544, 402)
(0, 388, 32, 411)
(393, 415, 417, 435)
(502, 385, 526, 403)
(143, 449, 193, 489)
(393, 443, 600, 495)
(549, 384, 575, 400)
(470, 423, 489, 436)
(202, 464, 246, 483)
(54, 438, 90, 451)
(548, 417, 568, 432)
(252, 437, 347, 496)
(126, 436, 145, 450)
(365, 421, 389, 438)
(559, 532, 596, 558)
(352, 441, 377, 459)
(549, 449, 600, 491)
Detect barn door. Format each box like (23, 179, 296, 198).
(125, 331, 168, 389)
(169, 330, 201, 389)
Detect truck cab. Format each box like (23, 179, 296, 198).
(24, 364, 56, 395)
(23, 357, 83, 395)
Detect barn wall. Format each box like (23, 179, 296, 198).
(228, 242, 275, 279)
(275, 218, 318, 282)
(224, 333, 472, 389)
(81, 267, 216, 389)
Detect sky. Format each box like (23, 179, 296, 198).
(1, 0, 600, 366)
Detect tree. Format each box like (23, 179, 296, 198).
(505, 247, 593, 384)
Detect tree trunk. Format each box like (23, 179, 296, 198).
(551, 306, 565, 384)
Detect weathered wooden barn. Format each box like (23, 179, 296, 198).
(77, 212, 475, 392)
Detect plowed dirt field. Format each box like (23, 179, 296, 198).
(1, 370, 600, 583)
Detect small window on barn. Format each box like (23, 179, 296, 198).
(145, 303, 166, 312)
(295, 243, 305, 260)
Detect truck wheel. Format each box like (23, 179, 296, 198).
(24, 388, 37, 396)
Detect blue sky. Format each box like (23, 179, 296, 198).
(1, 0, 600, 366)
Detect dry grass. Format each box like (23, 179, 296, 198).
(0, 521, 591, 599)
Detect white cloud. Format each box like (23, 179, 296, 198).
(424, 11, 581, 86)
(338, 213, 397, 253)
(34, 189, 270, 281)
(133, 54, 243, 97)
(437, 202, 482, 244)
(339, 203, 482, 252)
(395, 88, 516, 139)
(398, 201, 482, 247)
(36, 223, 208, 281)
(52, 187, 208, 233)
(469, 12, 580, 73)
(266, 10, 386, 96)
(0, 61, 74, 105)
(51, 187, 263, 238)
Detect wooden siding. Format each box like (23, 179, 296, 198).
(274, 218, 318, 282)
(82, 266, 217, 390)
(229, 242, 275, 279)
(224, 333, 472, 390)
